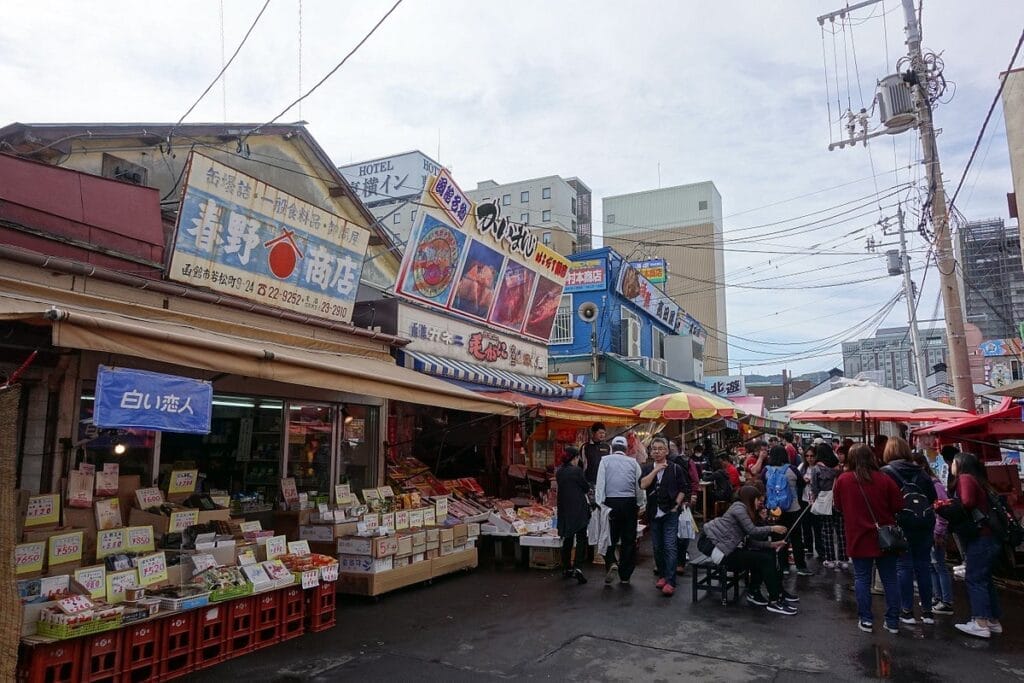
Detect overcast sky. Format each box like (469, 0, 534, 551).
(3, 1, 1022, 378)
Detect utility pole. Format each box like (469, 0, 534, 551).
(900, 0, 975, 411)
(897, 205, 930, 397)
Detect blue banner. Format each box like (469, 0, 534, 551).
(94, 366, 212, 434)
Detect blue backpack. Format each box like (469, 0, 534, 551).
(766, 465, 794, 511)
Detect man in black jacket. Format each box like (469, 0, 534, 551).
(583, 422, 610, 486)
(556, 446, 589, 584)
(640, 436, 689, 596)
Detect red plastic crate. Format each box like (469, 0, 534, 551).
(279, 586, 305, 642)
(304, 582, 336, 633)
(226, 596, 256, 656)
(159, 612, 195, 679)
(18, 640, 81, 683)
(82, 630, 122, 683)
(120, 621, 160, 683)
(194, 604, 228, 671)
(253, 590, 281, 649)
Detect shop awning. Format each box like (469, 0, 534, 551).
(399, 350, 571, 398)
(0, 293, 518, 416)
(482, 391, 639, 425)
(915, 398, 1022, 438)
(731, 395, 765, 417)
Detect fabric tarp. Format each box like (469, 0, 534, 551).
(482, 390, 639, 426)
(915, 398, 1020, 437)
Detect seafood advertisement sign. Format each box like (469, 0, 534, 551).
(395, 170, 570, 343)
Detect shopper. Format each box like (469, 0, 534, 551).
(797, 448, 822, 560)
(764, 446, 811, 576)
(833, 444, 903, 634)
(670, 442, 700, 574)
(950, 452, 1004, 639)
(640, 437, 688, 596)
(720, 452, 742, 490)
(698, 485, 797, 615)
(881, 436, 937, 626)
(743, 439, 767, 480)
(783, 431, 801, 467)
(811, 442, 845, 570)
(556, 445, 589, 584)
(913, 451, 953, 614)
(583, 422, 610, 486)
(595, 435, 646, 585)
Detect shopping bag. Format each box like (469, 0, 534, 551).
(678, 506, 697, 540)
(811, 490, 834, 516)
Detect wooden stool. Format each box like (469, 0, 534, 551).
(690, 559, 747, 605)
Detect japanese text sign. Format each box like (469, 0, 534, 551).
(170, 152, 370, 324)
(136, 552, 168, 587)
(629, 258, 668, 285)
(106, 569, 138, 603)
(168, 469, 199, 494)
(135, 487, 164, 509)
(126, 526, 155, 553)
(97, 529, 126, 558)
(25, 494, 60, 527)
(169, 510, 199, 532)
(564, 259, 606, 292)
(265, 535, 287, 560)
(95, 365, 212, 434)
(287, 540, 311, 556)
(74, 566, 107, 600)
(14, 542, 45, 575)
(704, 375, 747, 398)
(48, 531, 84, 565)
(616, 263, 686, 334)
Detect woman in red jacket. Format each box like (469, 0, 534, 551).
(833, 444, 904, 634)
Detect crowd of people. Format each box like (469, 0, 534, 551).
(555, 423, 1016, 639)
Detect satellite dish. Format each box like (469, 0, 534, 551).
(578, 301, 599, 323)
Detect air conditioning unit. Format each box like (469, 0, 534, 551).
(876, 74, 916, 131)
(650, 358, 668, 375)
(627, 356, 651, 371)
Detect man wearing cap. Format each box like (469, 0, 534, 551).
(595, 435, 646, 584)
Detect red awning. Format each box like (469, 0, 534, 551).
(915, 398, 1023, 437)
(731, 395, 765, 417)
(484, 391, 639, 426)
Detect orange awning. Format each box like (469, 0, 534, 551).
(484, 391, 639, 426)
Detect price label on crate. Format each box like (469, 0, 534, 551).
(394, 510, 410, 530)
(168, 469, 199, 495)
(125, 526, 155, 553)
(319, 563, 339, 583)
(239, 521, 263, 533)
(106, 568, 138, 604)
(300, 568, 320, 589)
(56, 594, 95, 615)
(25, 493, 60, 527)
(97, 528, 126, 558)
(265, 535, 287, 560)
(380, 512, 395, 530)
(280, 477, 299, 505)
(238, 550, 257, 566)
(334, 483, 351, 503)
(287, 540, 311, 556)
(169, 510, 199, 532)
(48, 531, 84, 565)
(435, 496, 449, 520)
(74, 565, 107, 599)
(135, 552, 168, 587)
(14, 541, 45, 575)
(135, 487, 164, 508)
(424, 508, 436, 527)
(190, 553, 218, 576)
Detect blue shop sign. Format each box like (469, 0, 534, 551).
(94, 366, 212, 434)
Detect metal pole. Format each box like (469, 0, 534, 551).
(900, 0, 976, 411)
(898, 204, 930, 397)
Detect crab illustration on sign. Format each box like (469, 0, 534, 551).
(264, 229, 304, 279)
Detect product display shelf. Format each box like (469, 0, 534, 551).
(335, 548, 478, 598)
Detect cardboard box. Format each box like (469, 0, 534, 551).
(196, 508, 231, 525)
(307, 541, 338, 557)
(128, 507, 186, 536)
(117, 476, 141, 526)
(272, 510, 312, 542)
(440, 528, 454, 544)
(411, 552, 426, 564)
(426, 528, 440, 543)
(426, 539, 440, 552)
(336, 535, 399, 558)
(412, 531, 427, 547)
(338, 554, 394, 574)
(425, 548, 439, 560)
(335, 558, 431, 596)
(299, 522, 360, 543)
(453, 523, 468, 546)
(394, 535, 413, 558)
(392, 555, 411, 568)
(467, 522, 480, 538)
(431, 547, 478, 576)
(440, 540, 455, 556)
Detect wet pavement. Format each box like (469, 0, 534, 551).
(192, 551, 1024, 682)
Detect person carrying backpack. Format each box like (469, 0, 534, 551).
(764, 446, 811, 576)
(881, 436, 937, 627)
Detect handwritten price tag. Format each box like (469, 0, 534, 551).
(435, 496, 449, 520)
(106, 569, 138, 603)
(56, 594, 95, 615)
(280, 478, 299, 504)
(169, 510, 199, 532)
(239, 521, 263, 533)
(319, 563, 339, 583)
(97, 529, 126, 558)
(48, 531, 84, 565)
(14, 542, 45, 575)
(125, 526, 155, 553)
(424, 508, 437, 527)
(25, 494, 60, 527)
(168, 469, 198, 495)
(287, 540, 311, 556)
(190, 553, 218, 576)
(74, 565, 107, 599)
(394, 510, 410, 530)
(300, 569, 320, 589)
(135, 487, 164, 508)
(264, 535, 287, 560)
(210, 495, 230, 509)
(334, 484, 351, 503)
(136, 552, 168, 587)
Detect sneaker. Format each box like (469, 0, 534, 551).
(822, 560, 837, 569)
(746, 590, 769, 606)
(921, 613, 935, 625)
(656, 577, 667, 590)
(573, 568, 588, 585)
(766, 600, 798, 616)
(988, 621, 1003, 635)
(605, 563, 618, 584)
(858, 620, 874, 633)
(781, 590, 800, 603)
(661, 583, 675, 597)
(796, 567, 814, 577)
(839, 561, 849, 571)
(884, 623, 899, 634)
(900, 610, 917, 625)
(619, 578, 631, 585)
(932, 602, 954, 615)
(955, 620, 991, 639)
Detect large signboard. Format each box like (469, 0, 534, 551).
(338, 151, 442, 205)
(395, 172, 570, 343)
(169, 152, 370, 324)
(629, 258, 668, 284)
(397, 305, 547, 375)
(617, 262, 688, 334)
(94, 366, 212, 434)
(704, 375, 747, 398)
(564, 259, 606, 293)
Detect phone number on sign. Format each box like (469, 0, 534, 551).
(179, 266, 347, 318)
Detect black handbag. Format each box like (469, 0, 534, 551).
(857, 477, 908, 555)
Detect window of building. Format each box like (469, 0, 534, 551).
(393, 213, 401, 224)
(542, 187, 551, 199)
(521, 190, 530, 203)
(521, 212, 529, 223)
(502, 194, 511, 206)
(607, 214, 615, 224)
(698, 200, 708, 211)
(652, 328, 666, 360)
(571, 197, 577, 215)
(411, 210, 417, 222)
(542, 231, 552, 245)
(542, 210, 551, 222)
(550, 295, 573, 344)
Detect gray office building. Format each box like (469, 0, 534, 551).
(842, 327, 947, 391)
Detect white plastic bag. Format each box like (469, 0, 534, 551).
(677, 506, 697, 540)
(811, 490, 834, 516)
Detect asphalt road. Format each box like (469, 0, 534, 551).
(192, 548, 1024, 682)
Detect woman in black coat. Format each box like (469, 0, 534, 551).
(557, 446, 590, 583)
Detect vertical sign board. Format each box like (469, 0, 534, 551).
(169, 152, 371, 324)
(616, 263, 693, 335)
(629, 258, 668, 285)
(94, 366, 212, 434)
(395, 171, 570, 344)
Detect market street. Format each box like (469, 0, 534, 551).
(192, 552, 1024, 682)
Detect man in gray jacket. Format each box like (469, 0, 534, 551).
(595, 435, 646, 584)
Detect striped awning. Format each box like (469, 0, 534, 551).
(399, 350, 571, 398)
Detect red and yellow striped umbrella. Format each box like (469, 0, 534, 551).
(632, 390, 739, 420)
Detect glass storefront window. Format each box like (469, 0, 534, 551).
(339, 404, 379, 495)
(286, 403, 335, 496)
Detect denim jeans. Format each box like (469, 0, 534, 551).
(651, 510, 680, 586)
(853, 555, 900, 627)
(930, 539, 953, 605)
(897, 536, 934, 613)
(964, 535, 1002, 620)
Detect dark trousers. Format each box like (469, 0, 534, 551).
(777, 509, 806, 572)
(725, 548, 783, 600)
(603, 497, 639, 580)
(561, 529, 588, 570)
(799, 502, 823, 557)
